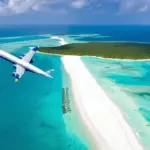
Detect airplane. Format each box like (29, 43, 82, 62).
(0, 47, 54, 82)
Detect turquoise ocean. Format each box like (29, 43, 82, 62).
(82, 57, 150, 150)
(1, 25, 150, 150)
(0, 34, 88, 150)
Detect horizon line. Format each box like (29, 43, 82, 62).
(0, 24, 150, 26)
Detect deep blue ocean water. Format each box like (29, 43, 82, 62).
(1, 25, 150, 43)
(1, 25, 150, 150)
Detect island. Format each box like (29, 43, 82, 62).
(39, 42, 150, 59)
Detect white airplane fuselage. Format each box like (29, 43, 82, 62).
(0, 50, 51, 78)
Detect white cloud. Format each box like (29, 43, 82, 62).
(0, 0, 150, 16)
(139, 5, 148, 12)
(116, 0, 150, 14)
(70, 0, 150, 14)
(0, 0, 65, 15)
(88, 0, 150, 14)
(0, 1, 10, 15)
(71, 0, 86, 8)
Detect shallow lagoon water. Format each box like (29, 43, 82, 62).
(0, 53, 66, 150)
(0, 35, 88, 150)
(82, 56, 150, 150)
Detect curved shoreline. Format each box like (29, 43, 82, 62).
(61, 56, 144, 150)
(39, 36, 150, 61)
(38, 51, 150, 62)
(51, 36, 68, 45)
(97, 56, 150, 62)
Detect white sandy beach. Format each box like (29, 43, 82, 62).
(61, 56, 144, 150)
(96, 56, 150, 62)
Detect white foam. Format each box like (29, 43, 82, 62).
(51, 36, 68, 45)
(62, 56, 144, 150)
(86, 55, 150, 62)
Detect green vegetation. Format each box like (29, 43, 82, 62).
(39, 42, 150, 59)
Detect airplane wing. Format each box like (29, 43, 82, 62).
(12, 46, 39, 82)
(21, 46, 39, 63)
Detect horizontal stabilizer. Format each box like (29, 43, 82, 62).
(29, 46, 39, 52)
(46, 69, 54, 78)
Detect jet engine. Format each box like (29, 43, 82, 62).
(30, 59, 33, 64)
(13, 64, 16, 68)
(12, 72, 16, 76)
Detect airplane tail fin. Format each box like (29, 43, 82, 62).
(46, 69, 54, 78)
(29, 46, 39, 52)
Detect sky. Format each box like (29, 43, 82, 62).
(0, 0, 150, 25)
